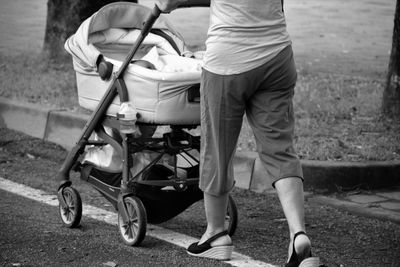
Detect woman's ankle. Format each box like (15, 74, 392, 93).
(288, 232, 312, 263)
(199, 229, 231, 245)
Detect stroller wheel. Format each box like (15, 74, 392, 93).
(225, 195, 238, 236)
(118, 196, 147, 246)
(58, 187, 82, 228)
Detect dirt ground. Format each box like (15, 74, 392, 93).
(0, 0, 396, 78)
(1, 127, 399, 266)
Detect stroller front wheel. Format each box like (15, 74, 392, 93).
(118, 196, 147, 246)
(58, 186, 82, 228)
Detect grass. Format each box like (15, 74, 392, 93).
(0, 52, 399, 162)
(0, 53, 77, 110)
(239, 71, 400, 161)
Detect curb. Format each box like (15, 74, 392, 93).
(1, 97, 399, 193)
(308, 196, 400, 224)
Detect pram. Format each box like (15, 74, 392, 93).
(56, 1, 238, 246)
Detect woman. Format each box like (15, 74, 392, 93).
(156, 1, 321, 266)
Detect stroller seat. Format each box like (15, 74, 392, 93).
(65, 2, 201, 125)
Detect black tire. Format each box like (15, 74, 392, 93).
(118, 196, 147, 246)
(58, 187, 82, 228)
(226, 194, 238, 236)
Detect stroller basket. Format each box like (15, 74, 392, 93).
(81, 163, 203, 224)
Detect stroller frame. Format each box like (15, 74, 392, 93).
(57, 1, 237, 247)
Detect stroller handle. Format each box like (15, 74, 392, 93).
(178, 0, 210, 8)
(143, 0, 211, 34)
(143, 1, 210, 47)
(156, 0, 210, 14)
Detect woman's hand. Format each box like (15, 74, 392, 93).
(156, 0, 187, 13)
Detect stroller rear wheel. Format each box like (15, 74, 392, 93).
(226, 195, 238, 236)
(58, 186, 82, 228)
(118, 196, 147, 246)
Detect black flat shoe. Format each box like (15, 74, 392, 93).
(187, 230, 233, 260)
(285, 231, 320, 267)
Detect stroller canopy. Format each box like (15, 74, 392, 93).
(65, 2, 187, 72)
(65, 2, 202, 125)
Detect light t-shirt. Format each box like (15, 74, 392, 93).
(203, 0, 291, 75)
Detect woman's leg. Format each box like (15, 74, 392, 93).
(274, 177, 311, 261)
(198, 192, 231, 245)
(245, 46, 315, 263)
(193, 69, 247, 248)
(274, 177, 305, 236)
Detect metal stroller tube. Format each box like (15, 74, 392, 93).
(56, 5, 162, 187)
(116, 5, 162, 81)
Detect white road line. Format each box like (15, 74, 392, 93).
(0, 177, 276, 267)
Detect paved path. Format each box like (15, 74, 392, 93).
(311, 187, 400, 224)
(0, 177, 274, 267)
(0, 126, 399, 266)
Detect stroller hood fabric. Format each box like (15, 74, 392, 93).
(65, 2, 202, 125)
(65, 2, 186, 71)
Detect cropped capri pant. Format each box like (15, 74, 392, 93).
(199, 45, 303, 196)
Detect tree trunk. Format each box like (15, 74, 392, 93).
(382, 0, 400, 118)
(42, 0, 136, 61)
